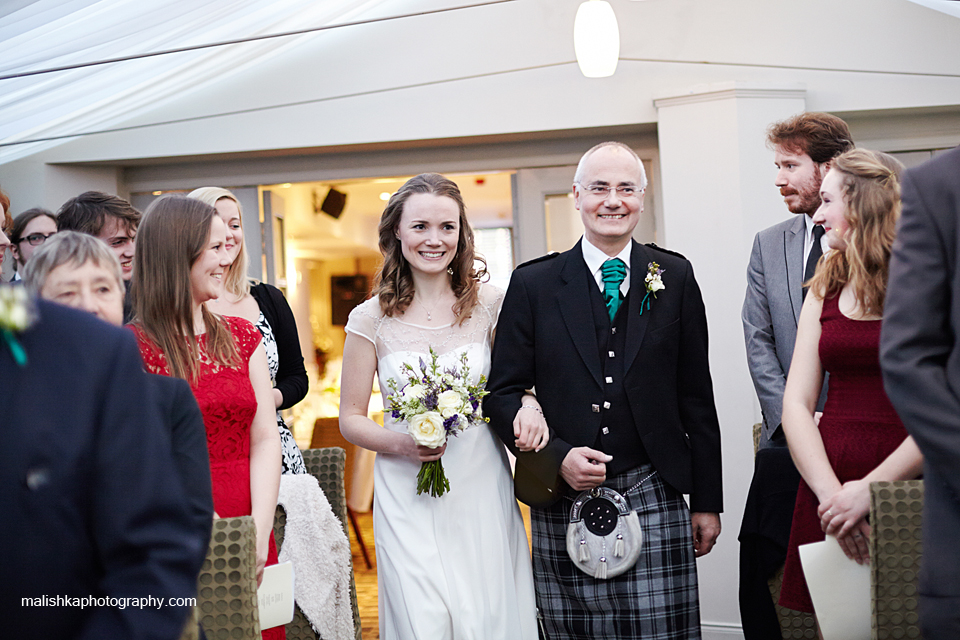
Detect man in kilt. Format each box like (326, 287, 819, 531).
(486, 141, 723, 639)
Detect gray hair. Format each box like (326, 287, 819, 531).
(22, 231, 123, 296)
(573, 141, 648, 190)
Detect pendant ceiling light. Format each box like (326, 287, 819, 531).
(574, 0, 620, 78)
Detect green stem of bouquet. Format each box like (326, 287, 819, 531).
(417, 459, 451, 498)
(2, 329, 27, 367)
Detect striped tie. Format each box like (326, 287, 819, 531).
(601, 258, 627, 322)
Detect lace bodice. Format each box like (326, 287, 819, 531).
(345, 285, 503, 359)
(345, 284, 504, 432)
(131, 316, 262, 465)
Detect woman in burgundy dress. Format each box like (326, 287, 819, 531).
(779, 149, 924, 614)
(129, 195, 284, 640)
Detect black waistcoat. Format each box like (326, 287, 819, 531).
(586, 269, 649, 475)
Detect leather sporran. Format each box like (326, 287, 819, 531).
(566, 486, 642, 579)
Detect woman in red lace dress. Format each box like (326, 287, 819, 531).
(129, 196, 283, 639)
(779, 149, 923, 614)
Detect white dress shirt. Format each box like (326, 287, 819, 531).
(581, 237, 632, 297)
(802, 214, 829, 266)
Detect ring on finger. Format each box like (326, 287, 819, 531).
(825, 510, 833, 518)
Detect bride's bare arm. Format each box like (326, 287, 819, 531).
(340, 332, 433, 461)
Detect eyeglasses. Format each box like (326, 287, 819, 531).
(579, 184, 641, 198)
(19, 232, 56, 246)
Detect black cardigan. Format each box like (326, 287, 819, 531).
(249, 282, 309, 410)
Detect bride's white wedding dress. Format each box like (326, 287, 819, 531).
(345, 285, 537, 640)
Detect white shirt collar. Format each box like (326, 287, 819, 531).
(803, 212, 816, 237)
(581, 236, 632, 292)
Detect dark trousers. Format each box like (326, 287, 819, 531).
(738, 443, 801, 640)
(918, 466, 960, 639)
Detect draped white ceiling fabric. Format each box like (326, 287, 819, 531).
(903, 0, 960, 19)
(0, 0, 394, 163)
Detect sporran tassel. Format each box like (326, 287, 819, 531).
(595, 557, 608, 580)
(614, 533, 624, 558)
(579, 537, 589, 562)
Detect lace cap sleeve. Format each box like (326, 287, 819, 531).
(224, 315, 262, 360)
(345, 296, 382, 345)
(479, 283, 506, 336)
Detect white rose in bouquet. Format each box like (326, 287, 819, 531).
(437, 390, 463, 419)
(408, 411, 446, 448)
(402, 384, 426, 401)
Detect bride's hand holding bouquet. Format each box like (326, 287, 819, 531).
(386, 348, 489, 497)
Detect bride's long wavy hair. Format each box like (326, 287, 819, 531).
(373, 173, 487, 324)
(807, 149, 904, 317)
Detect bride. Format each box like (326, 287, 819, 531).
(339, 173, 544, 640)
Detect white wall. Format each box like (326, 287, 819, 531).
(655, 82, 808, 634)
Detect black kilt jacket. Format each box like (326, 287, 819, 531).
(485, 239, 723, 513)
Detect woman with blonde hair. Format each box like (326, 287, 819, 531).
(779, 149, 923, 614)
(188, 187, 308, 475)
(339, 173, 544, 639)
(129, 195, 284, 640)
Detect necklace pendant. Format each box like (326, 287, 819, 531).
(427, 311, 432, 321)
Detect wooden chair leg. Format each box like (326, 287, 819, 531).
(348, 508, 373, 570)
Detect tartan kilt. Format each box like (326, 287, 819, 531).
(530, 464, 701, 640)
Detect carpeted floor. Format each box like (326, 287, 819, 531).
(348, 510, 379, 639)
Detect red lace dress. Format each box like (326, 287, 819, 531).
(779, 294, 909, 613)
(132, 316, 284, 640)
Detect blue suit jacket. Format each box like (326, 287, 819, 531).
(0, 300, 205, 640)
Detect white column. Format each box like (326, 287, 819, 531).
(654, 82, 806, 638)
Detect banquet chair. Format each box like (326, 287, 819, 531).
(273, 447, 363, 640)
(191, 516, 262, 639)
(310, 417, 373, 569)
(869, 480, 924, 639)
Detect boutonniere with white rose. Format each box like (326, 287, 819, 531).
(385, 347, 489, 497)
(0, 285, 36, 367)
(639, 261, 665, 316)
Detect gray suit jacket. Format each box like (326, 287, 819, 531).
(881, 146, 960, 598)
(742, 214, 827, 448)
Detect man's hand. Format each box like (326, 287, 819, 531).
(690, 512, 721, 557)
(559, 447, 612, 491)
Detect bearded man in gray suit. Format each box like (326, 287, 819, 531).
(738, 112, 853, 638)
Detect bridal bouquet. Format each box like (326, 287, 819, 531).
(385, 348, 489, 498)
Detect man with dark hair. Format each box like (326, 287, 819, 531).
(881, 145, 960, 638)
(739, 112, 853, 638)
(57, 191, 140, 282)
(58, 191, 140, 320)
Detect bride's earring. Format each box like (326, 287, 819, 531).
(447, 266, 454, 275)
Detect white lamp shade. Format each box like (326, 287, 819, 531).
(574, 1, 620, 78)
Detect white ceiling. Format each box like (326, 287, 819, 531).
(2, 0, 959, 168)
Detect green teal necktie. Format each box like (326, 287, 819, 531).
(601, 258, 627, 322)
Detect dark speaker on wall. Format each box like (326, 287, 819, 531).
(331, 275, 368, 326)
(321, 188, 347, 219)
